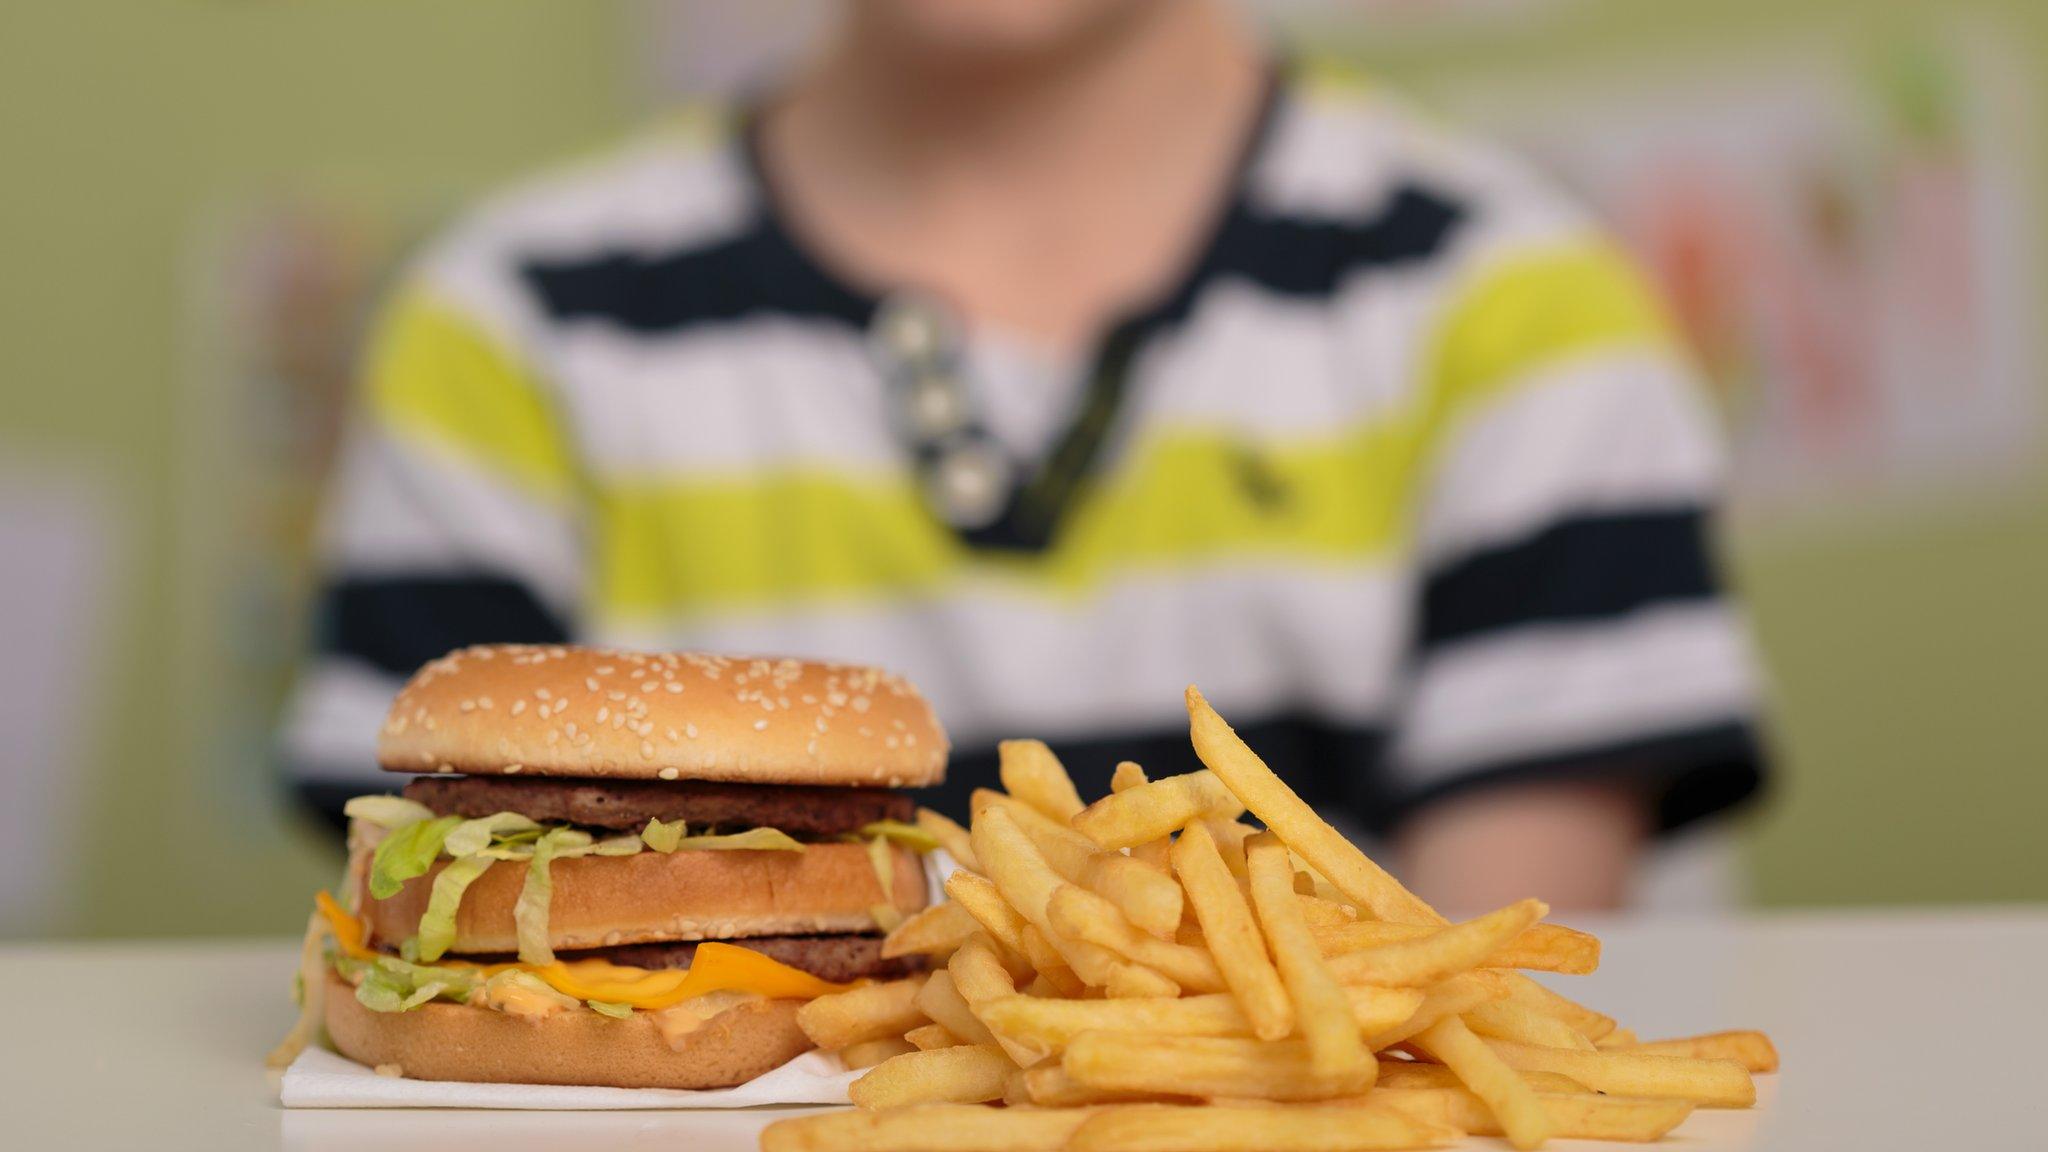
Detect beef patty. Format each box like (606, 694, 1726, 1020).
(454, 934, 922, 985)
(404, 775, 914, 838)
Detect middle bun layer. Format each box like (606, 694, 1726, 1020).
(360, 841, 928, 954)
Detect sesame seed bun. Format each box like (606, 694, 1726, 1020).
(322, 973, 813, 1090)
(358, 840, 930, 955)
(376, 645, 948, 787)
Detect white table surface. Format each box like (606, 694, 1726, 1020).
(5, 907, 2043, 1151)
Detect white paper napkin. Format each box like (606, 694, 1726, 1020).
(280, 851, 954, 1109)
(280, 1045, 856, 1109)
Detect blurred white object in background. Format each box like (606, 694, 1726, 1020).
(0, 454, 118, 937)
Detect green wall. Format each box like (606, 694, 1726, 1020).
(2, 0, 2041, 936)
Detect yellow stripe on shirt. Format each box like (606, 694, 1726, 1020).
(364, 289, 578, 503)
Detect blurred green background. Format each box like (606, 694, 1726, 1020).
(2, 0, 2043, 938)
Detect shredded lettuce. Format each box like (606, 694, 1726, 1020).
(674, 828, 806, 852)
(368, 815, 464, 899)
(515, 828, 577, 965)
(863, 833, 904, 931)
(588, 833, 645, 856)
(443, 812, 542, 858)
(343, 795, 438, 830)
(642, 817, 687, 853)
(587, 1000, 634, 1019)
(415, 854, 495, 961)
(349, 955, 480, 1014)
(859, 820, 942, 853)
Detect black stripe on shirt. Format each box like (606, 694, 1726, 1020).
(514, 184, 1465, 336)
(519, 219, 874, 334)
(1419, 508, 1719, 651)
(316, 573, 571, 677)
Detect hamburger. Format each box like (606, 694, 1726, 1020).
(271, 644, 948, 1089)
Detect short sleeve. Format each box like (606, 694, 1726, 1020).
(1375, 239, 1768, 835)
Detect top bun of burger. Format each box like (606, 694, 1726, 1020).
(376, 646, 947, 787)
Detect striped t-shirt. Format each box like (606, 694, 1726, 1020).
(282, 72, 1766, 836)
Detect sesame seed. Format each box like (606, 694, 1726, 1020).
(597, 707, 610, 724)
(666, 728, 680, 741)
(640, 740, 655, 759)
(659, 767, 679, 781)
(685, 724, 698, 739)
(753, 719, 769, 731)
(504, 764, 524, 774)
(852, 697, 870, 713)
(437, 763, 455, 773)
(642, 681, 660, 694)
(609, 690, 626, 701)
(536, 688, 552, 701)
(478, 697, 493, 709)
(586, 677, 601, 692)
(665, 682, 683, 694)
(511, 700, 526, 716)
(458, 699, 476, 712)
(566, 722, 580, 738)
(596, 666, 614, 675)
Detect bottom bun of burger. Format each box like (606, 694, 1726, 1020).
(322, 975, 813, 1090)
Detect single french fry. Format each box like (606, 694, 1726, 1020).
(884, 899, 979, 960)
(976, 986, 1420, 1057)
(1186, 686, 1443, 925)
(1375, 1087, 1694, 1143)
(944, 871, 1032, 966)
(972, 806, 1064, 926)
(1024, 1063, 1182, 1107)
(848, 1045, 1014, 1108)
(1413, 1016, 1550, 1150)
(1047, 883, 1226, 992)
(1365, 972, 1504, 1050)
(1483, 1039, 1757, 1107)
(1327, 899, 1547, 988)
(1629, 1030, 1780, 1073)
(917, 970, 998, 1047)
(1498, 972, 1617, 1041)
(839, 1036, 917, 1069)
(1072, 770, 1245, 849)
(906, 1023, 964, 1051)
(1172, 821, 1293, 1040)
(797, 974, 929, 1049)
(1064, 1033, 1375, 1102)
(1066, 1102, 1459, 1152)
(1465, 997, 1597, 1051)
(915, 807, 979, 872)
(1314, 920, 1600, 976)
(1596, 1027, 1639, 1050)
(1110, 760, 1149, 793)
(999, 738, 1086, 821)
(1247, 831, 1368, 1080)
(1376, 1061, 1589, 1094)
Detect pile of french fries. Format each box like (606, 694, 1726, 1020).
(761, 687, 1776, 1152)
